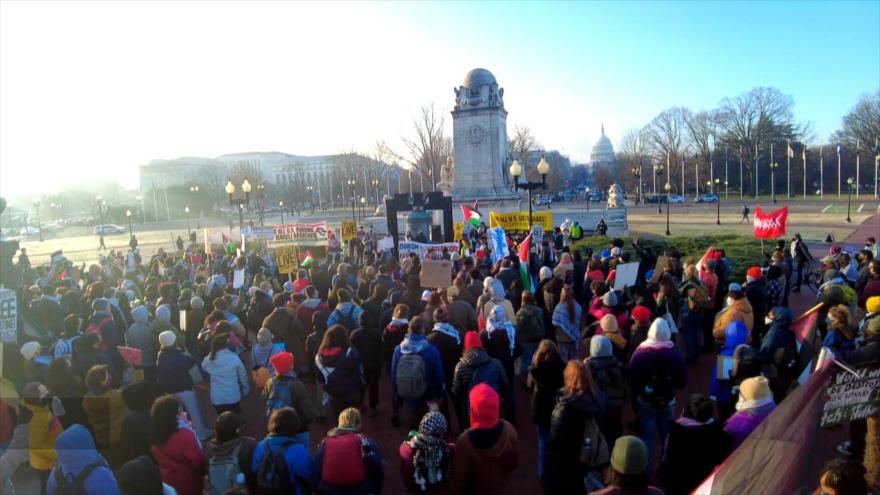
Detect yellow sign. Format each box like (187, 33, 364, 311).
(488, 211, 553, 232)
(275, 245, 299, 274)
(454, 222, 464, 241)
(341, 221, 357, 241)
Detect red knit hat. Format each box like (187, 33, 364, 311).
(632, 305, 651, 325)
(469, 383, 500, 429)
(464, 331, 482, 350)
(746, 266, 763, 281)
(270, 352, 294, 375)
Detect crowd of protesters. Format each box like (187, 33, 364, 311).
(1, 226, 878, 495)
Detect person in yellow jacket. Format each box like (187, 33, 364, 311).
(712, 283, 754, 345)
(22, 382, 63, 493)
(82, 364, 127, 465)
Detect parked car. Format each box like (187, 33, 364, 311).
(644, 195, 668, 204)
(534, 194, 551, 206)
(589, 193, 603, 202)
(93, 224, 126, 235)
(19, 226, 40, 236)
(694, 194, 719, 203)
(669, 195, 686, 204)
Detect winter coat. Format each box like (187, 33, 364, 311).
(127, 306, 156, 368)
(25, 402, 63, 470)
(628, 345, 687, 406)
(759, 307, 797, 363)
(712, 297, 754, 342)
(447, 299, 479, 335)
(151, 427, 206, 495)
(545, 390, 608, 494)
(482, 299, 515, 326)
(724, 402, 776, 449)
(527, 359, 565, 428)
(459, 280, 483, 309)
(383, 320, 409, 372)
(428, 324, 464, 390)
(263, 307, 308, 372)
(659, 419, 732, 495)
(118, 409, 152, 466)
(327, 302, 364, 329)
(312, 429, 383, 495)
(82, 388, 127, 450)
(246, 290, 274, 332)
(515, 304, 545, 345)
(711, 321, 749, 403)
(391, 334, 445, 406)
(262, 375, 317, 433)
(201, 349, 249, 405)
(315, 346, 364, 400)
(204, 436, 257, 492)
(47, 425, 120, 495)
(251, 435, 312, 495)
(351, 326, 383, 373)
(451, 349, 510, 428)
(450, 421, 519, 495)
(156, 347, 195, 394)
(399, 439, 456, 495)
(296, 298, 331, 334)
(745, 280, 768, 341)
(480, 328, 519, 384)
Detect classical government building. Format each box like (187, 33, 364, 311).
(589, 124, 616, 167)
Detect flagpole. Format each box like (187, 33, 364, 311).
(725, 147, 729, 199)
(769, 143, 774, 200)
(739, 147, 743, 199)
(820, 145, 824, 198)
(786, 140, 791, 199)
(318, 173, 324, 209)
(755, 142, 759, 199)
(803, 147, 807, 199)
(680, 155, 685, 197)
(856, 139, 860, 198)
(837, 145, 842, 198)
(695, 153, 699, 197)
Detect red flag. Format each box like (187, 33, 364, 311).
(791, 303, 821, 345)
(752, 206, 788, 239)
(697, 246, 715, 278)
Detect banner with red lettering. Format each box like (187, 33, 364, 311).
(752, 206, 788, 239)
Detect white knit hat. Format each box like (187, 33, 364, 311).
(158, 330, 177, 348)
(20, 341, 41, 361)
(648, 318, 671, 341)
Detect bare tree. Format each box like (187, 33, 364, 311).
(508, 125, 540, 167)
(592, 165, 614, 192)
(831, 91, 880, 150)
(399, 103, 449, 192)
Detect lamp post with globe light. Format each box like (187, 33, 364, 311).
(846, 177, 854, 223)
(185, 206, 191, 241)
(654, 164, 665, 214)
(126, 209, 133, 240)
(360, 196, 366, 222)
(346, 180, 357, 222)
(631, 166, 642, 204)
(584, 187, 591, 212)
(279, 201, 285, 225)
(32, 199, 43, 242)
(306, 186, 314, 214)
(715, 178, 721, 225)
(225, 179, 251, 230)
(770, 162, 779, 203)
(96, 196, 106, 248)
(665, 182, 672, 236)
(509, 156, 550, 229)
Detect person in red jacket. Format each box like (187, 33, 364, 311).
(149, 395, 206, 495)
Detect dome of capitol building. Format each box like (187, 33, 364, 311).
(590, 123, 615, 165)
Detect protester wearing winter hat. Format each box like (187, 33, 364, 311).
(451, 331, 509, 431)
(744, 266, 769, 343)
(445, 285, 479, 336)
(126, 305, 156, 384)
(588, 436, 663, 495)
(46, 424, 121, 495)
(22, 382, 63, 493)
(712, 283, 754, 344)
(598, 314, 628, 363)
(155, 330, 211, 441)
(626, 305, 653, 359)
(20, 340, 46, 384)
(628, 317, 687, 476)
(483, 278, 516, 324)
(251, 327, 285, 379)
(451, 384, 519, 494)
(399, 411, 456, 494)
(589, 335, 627, 447)
(724, 376, 776, 449)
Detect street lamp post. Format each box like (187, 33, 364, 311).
(360, 196, 366, 222)
(32, 199, 43, 242)
(770, 162, 779, 203)
(256, 184, 266, 226)
(715, 178, 721, 225)
(509, 156, 551, 229)
(279, 201, 285, 225)
(96, 196, 106, 247)
(631, 167, 642, 205)
(126, 209, 133, 240)
(185, 206, 191, 241)
(654, 164, 665, 214)
(584, 187, 591, 212)
(371, 179, 380, 205)
(225, 179, 251, 230)
(346, 180, 357, 222)
(846, 177, 854, 223)
(664, 182, 672, 236)
(306, 186, 314, 214)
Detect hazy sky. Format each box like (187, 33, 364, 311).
(1, 1, 878, 199)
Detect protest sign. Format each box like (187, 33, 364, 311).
(716, 355, 735, 380)
(273, 222, 329, 245)
(489, 227, 509, 263)
(117, 346, 143, 366)
(649, 255, 670, 283)
(613, 262, 639, 290)
(421, 259, 453, 288)
(241, 226, 275, 240)
(377, 236, 394, 252)
(341, 221, 357, 241)
(179, 309, 187, 332)
(232, 269, 245, 289)
(820, 364, 880, 428)
(397, 241, 460, 261)
(530, 225, 544, 246)
(454, 222, 463, 241)
(488, 211, 553, 232)
(0, 289, 16, 344)
(274, 245, 299, 274)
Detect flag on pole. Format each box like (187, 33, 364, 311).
(518, 233, 533, 293)
(301, 250, 315, 268)
(787, 143, 794, 158)
(461, 204, 481, 228)
(697, 246, 715, 278)
(837, 144, 843, 156)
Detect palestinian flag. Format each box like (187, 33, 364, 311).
(518, 232, 533, 293)
(697, 246, 715, 278)
(221, 232, 232, 244)
(461, 204, 481, 228)
(301, 250, 315, 268)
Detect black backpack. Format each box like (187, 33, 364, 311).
(52, 462, 102, 495)
(255, 440, 295, 495)
(593, 363, 627, 409)
(643, 364, 675, 408)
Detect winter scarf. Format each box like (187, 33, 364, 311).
(487, 306, 516, 354)
(735, 394, 775, 412)
(407, 412, 452, 491)
(431, 322, 461, 346)
(552, 300, 581, 344)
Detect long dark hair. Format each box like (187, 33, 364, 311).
(209, 334, 229, 361)
(560, 286, 576, 324)
(318, 325, 350, 354)
(150, 394, 181, 445)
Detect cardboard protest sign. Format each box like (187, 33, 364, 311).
(421, 259, 453, 288)
(649, 255, 670, 283)
(454, 222, 463, 241)
(820, 364, 880, 428)
(273, 222, 329, 245)
(274, 245, 299, 274)
(489, 227, 509, 263)
(0, 289, 16, 344)
(530, 225, 544, 247)
(341, 221, 357, 241)
(613, 262, 639, 290)
(488, 211, 553, 232)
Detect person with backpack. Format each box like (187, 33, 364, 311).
(451, 332, 509, 431)
(126, 305, 156, 384)
(327, 289, 363, 333)
(627, 317, 687, 477)
(315, 325, 364, 419)
(252, 407, 313, 495)
(204, 412, 258, 495)
(526, 339, 565, 479)
(150, 394, 206, 495)
(351, 311, 383, 415)
(450, 384, 519, 495)
(263, 352, 317, 447)
(263, 294, 308, 375)
(545, 360, 608, 493)
(588, 335, 627, 448)
(383, 304, 410, 372)
(659, 394, 732, 495)
(391, 317, 445, 429)
(515, 291, 545, 377)
(86, 298, 124, 374)
(201, 334, 250, 415)
(313, 407, 383, 495)
(427, 307, 463, 404)
(399, 411, 456, 494)
(46, 425, 121, 495)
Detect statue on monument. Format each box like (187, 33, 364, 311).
(439, 155, 455, 193)
(607, 183, 625, 209)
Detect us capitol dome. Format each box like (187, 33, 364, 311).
(590, 124, 615, 166)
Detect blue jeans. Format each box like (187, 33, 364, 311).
(792, 260, 804, 290)
(536, 426, 550, 479)
(636, 398, 675, 477)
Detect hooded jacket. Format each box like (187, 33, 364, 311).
(447, 298, 479, 335)
(312, 429, 383, 495)
(46, 425, 120, 495)
(629, 320, 687, 406)
(151, 426, 206, 495)
(118, 382, 155, 466)
(527, 358, 565, 428)
(25, 401, 63, 470)
(201, 348, 249, 405)
(327, 301, 364, 329)
(428, 323, 463, 390)
(515, 303, 545, 344)
(82, 387, 127, 451)
(203, 436, 258, 491)
(296, 298, 331, 334)
(315, 345, 364, 400)
(451, 349, 510, 420)
(712, 297, 754, 342)
(546, 389, 608, 494)
(383, 319, 409, 370)
(156, 346, 195, 394)
(127, 305, 156, 368)
(263, 307, 307, 373)
(711, 321, 749, 403)
(759, 307, 797, 363)
(391, 334, 445, 409)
